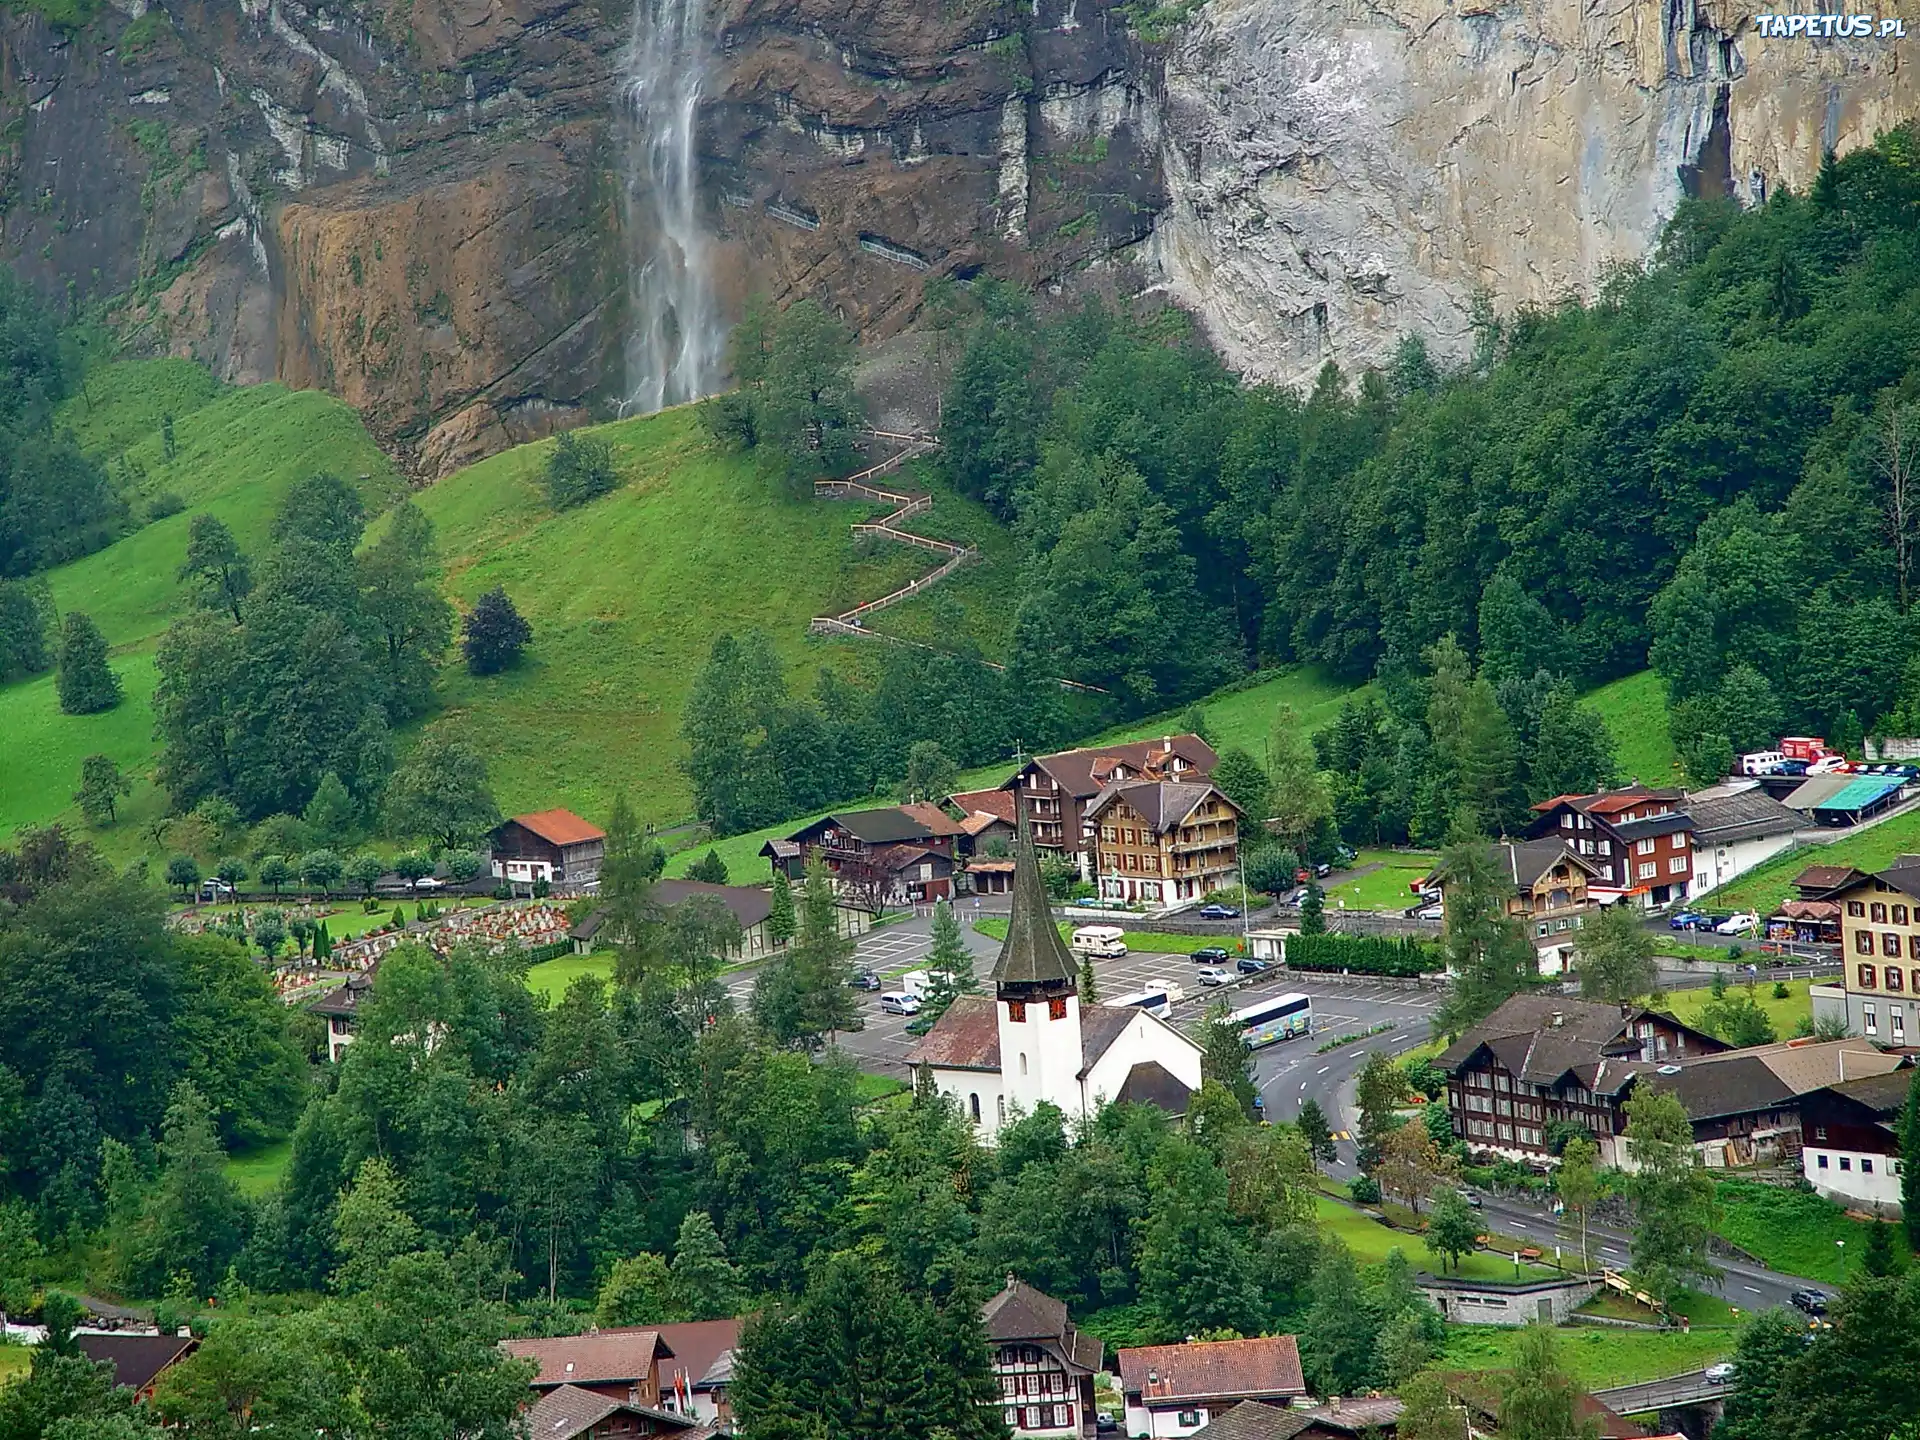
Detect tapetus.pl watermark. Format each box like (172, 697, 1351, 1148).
(1751, 13, 1907, 35)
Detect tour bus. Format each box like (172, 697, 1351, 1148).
(1232, 991, 1314, 1048)
(1070, 925, 1128, 959)
(1107, 986, 1176, 1019)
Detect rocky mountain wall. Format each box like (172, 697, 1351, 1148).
(2, 0, 1914, 467)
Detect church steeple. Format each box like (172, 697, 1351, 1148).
(991, 798, 1078, 992)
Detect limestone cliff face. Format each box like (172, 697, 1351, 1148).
(4, 0, 1915, 466)
(1145, 0, 1920, 385)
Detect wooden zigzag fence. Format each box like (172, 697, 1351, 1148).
(806, 431, 1106, 694)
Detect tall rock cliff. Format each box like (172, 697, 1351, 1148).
(2, 0, 1914, 464)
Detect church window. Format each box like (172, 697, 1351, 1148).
(1019, 1052, 1028, 1075)
(970, 1093, 981, 1123)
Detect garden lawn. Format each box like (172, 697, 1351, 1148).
(1663, 979, 1814, 1042)
(1584, 670, 1680, 787)
(1712, 1179, 1883, 1283)
(0, 1344, 27, 1385)
(1697, 804, 1920, 916)
(223, 1139, 293, 1198)
(1438, 1323, 1734, 1391)
(526, 951, 615, 1002)
(1313, 1196, 1559, 1284)
(1326, 849, 1437, 913)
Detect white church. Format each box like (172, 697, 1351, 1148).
(906, 813, 1204, 1136)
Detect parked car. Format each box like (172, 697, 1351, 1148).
(879, 992, 921, 1016)
(1414, 904, 1444, 921)
(1197, 903, 1241, 920)
(1704, 1362, 1736, 1383)
(198, 878, 235, 902)
(905, 1013, 936, 1037)
(1332, 844, 1357, 866)
(1095, 1415, 1117, 1435)
(1191, 946, 1231, 965)
(1236, 957, 1271, 975)
(1313, 862, 1332, 878)
(413, 875, 446, 891)
(1790, 1288, 1830, 1315)
(1195, 966, 1233, 987)
(853, 968, 883, 992)
(1715, 911, 1760, 935)
(1287, 887, 1312, 906)
(1669, 911, 1704, 930)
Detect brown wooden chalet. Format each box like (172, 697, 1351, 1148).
(502, 1329, 676, 1408)
(1438, 994, 1726, 1164)
(75, 1332, 198, 1403)
(763, 804, 963, 907)
(1001, 734, 1218, 867)
(1527, 785, 1693, 906)
(1087, 780, 1242, 906)
(521, 1384, 704, 1440)
(491, 809, 607, 888)
(1793, 863, 1873, 901)
(982, 1278, 1104, 1438)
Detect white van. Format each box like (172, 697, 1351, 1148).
(1739, 750, 1785, 776)
(1070, 925, 1128, 959)
(880, 992, 921, 1016)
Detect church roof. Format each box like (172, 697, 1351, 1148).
(903, 995, 1198, 1081)
(990, 803, 1077, 987)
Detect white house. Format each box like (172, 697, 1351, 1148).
(1799, 1069, 1912, 1215)
(1684, 783, 1804, 899)
(905, 810, 1203, 1136)
(1116, 1337, 1306, 1439)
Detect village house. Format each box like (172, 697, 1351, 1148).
(1438, 994, 1726, 1166)
(1799, 1068, 1914, 1214)
(948, 788, 1018, 855)
(502, 1330, 677, 1409)
(521, 1385, 704, 1440)
(1683, 783, 1804, 898)
(1824, 860, 1920, 1042)
(1000, 735, 1218, 876)
(764, 803, 964, 907)
(1792, 863, 1872, 901)
(1526, 786, 1694, 908)
(1186, 1398, 1407, 1440)
(1117, 1336, 1306, 1439)
(1420, 840, 1596, 976)
(75, 1332, 198, 1403)
(309, 969, 375, 1062)
(653, 1319, 741, 1429)
(981, 1279, 1104, 1438)
(570, 880, 869, 959)
(906, 811, 1204, 1134)
(490, 809, 607, 889)
(1087, 780, 1243, 907)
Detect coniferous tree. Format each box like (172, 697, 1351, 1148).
(1209, 746, 1272, 825)
(669, 1211, 742, 1321)
(1078, 954, 1099, 1005)
(0, 579, 50, 680)
(462, 585, 532, 675)
(1903, 1069, 1920, 1253)
(766, 871, 797, 948)
(921, 900, 979, 1027)
(1199, 1003, 1258, 1118)
(1434, 827, 1538, 1035)
(1299, 881, 1326, 935)
(1296, 1097, 1337, 1167)
(688, 849, 731, 885)
(129, 1083, 245, 1297)
(56, 611, 120, 714)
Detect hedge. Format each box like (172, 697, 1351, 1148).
(1286, 932, 1437, 977)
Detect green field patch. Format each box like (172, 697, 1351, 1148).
(1313, 1196, 1559, 1285)
(1438, 1322, 1734, 1391)
(1711, 1178, 1884, 1283)
(1663, 979, 1814, 1043)
(1584, 670, 1679, 788)
(525, 951, 614, 1002)
(223, 1138, 293, 1198)
(1326, 849, 1437, 913)
(0, 1344, 28, 1385)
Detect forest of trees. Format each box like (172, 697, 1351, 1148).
(935, 130, 1920, 764)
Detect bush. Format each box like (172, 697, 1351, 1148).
(1286, 932, 1436, 977)
(145, 490, 186, 521)
(543, 431, 618, 509)
(1773, 980, 1791, 999)
(1349, 1176, 1382, 1205)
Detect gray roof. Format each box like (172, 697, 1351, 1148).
(1827, 1068, 1919, 1115)
(1086, 780, 1237, 832)
(1495, 839, 1596, 890)
(990, 805, 1078, 987)
(1686, 786, 1804, 843)
(522, 1384, 696, 1440)
(981, 1279, 1105, 1371)
(1187, 1402, 1313, 1440)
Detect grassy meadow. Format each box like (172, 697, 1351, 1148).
(1585, 670, 1680, 788)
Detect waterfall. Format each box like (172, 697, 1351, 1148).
(618, 0, 724, 414)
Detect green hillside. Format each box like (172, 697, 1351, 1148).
(1585, 670, 1679, 787)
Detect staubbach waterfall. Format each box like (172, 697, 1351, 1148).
(618, 0, 723, 414)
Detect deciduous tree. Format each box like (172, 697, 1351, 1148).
(1576, 903, 1656, 1005)
(73, 754, 131, 826)
(178, 513, 251, 624)
(1625, 1088, 1720, 1302)
(382, 735, 501, 850)
(56, 611, 120, 714)
(462, 585, 531, 676)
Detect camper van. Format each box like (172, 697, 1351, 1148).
(1070, 925, 1128, 959)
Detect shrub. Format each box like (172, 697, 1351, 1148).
(542, 431, 618, 509)
(1286, 933, 1436, 977)
(1349, 1176, 1382, 1205)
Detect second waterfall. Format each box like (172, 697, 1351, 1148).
(618, 0, 724, 414)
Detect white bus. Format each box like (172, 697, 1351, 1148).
(1108, 986, 1175, 1019)
(1233, 991, 1313, 1048)
(1070, 925, 1128, 959)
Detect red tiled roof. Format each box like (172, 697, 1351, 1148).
(961, 810, 1012, 837)
(1119, 1336, 1305, 1405)
(512, 809, 607, 847)
(1013, 734, 1220, 801)
(502, 1330, 672, 1387)
(900, 801, 969, 838)
(950, 789, 1016, 822)
(651, 1319, 740, 1390)
(1777, 900, 1841, 921)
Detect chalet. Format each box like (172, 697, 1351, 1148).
(309, 970, 375, 1062)
(1001, 735, 1218, 875)
(1826, 861, 1920, 1040)
(1420, 840, 1595, 975)
(949, 788, 1018, 856)
(764, 804, 964, 905)
(521, 1384, 703, 1440)
(76, 1332, 197, 1402)
(982, 1279, 1104, 1438)
(1684, 783, 1803, 898)
(907, 809, 1204, 1134)
(1438, 994, 1726, 1166)
(1800, 1068, 1914, 1213)
(1087, 780, 1243, 907)
(570, 880, 869, 959)
(1793, 863, 1872, 901)
(653, 1319, 740, 1429)
(1527, 786, 1693, 908)
(1117, 1336, 1305, 1439)
(1186, 1398, 1406, 1440)
(491, 809, 607, 888)
(502, 1329, 676, 1408)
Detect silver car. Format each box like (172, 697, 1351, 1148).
(1195, 966, 1233, 987)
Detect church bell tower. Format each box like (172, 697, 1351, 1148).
(992, 799, 1085, 1122)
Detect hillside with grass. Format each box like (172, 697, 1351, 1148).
(1584, 670, 1679, 788)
